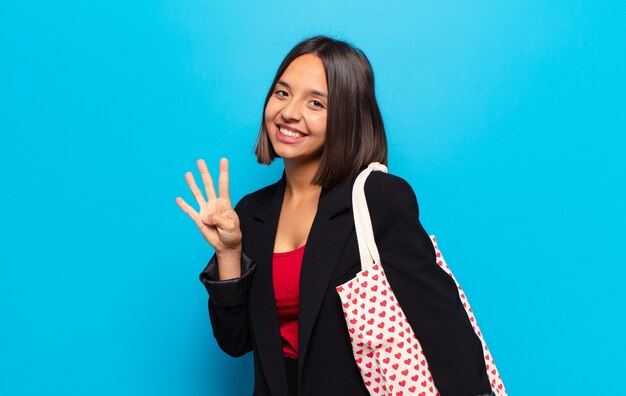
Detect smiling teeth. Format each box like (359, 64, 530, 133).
(280, 127, 304, 138)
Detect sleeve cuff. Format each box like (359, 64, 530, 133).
(198, 252, 257, 307)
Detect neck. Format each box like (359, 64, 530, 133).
(283, 158, 323, 201)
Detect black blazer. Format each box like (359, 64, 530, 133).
(200, 170, 493, 396)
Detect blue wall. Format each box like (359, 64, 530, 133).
(1, 1, 624, 394)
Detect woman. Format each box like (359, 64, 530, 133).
(176, 36, 493, 396)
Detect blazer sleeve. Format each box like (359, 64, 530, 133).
(364, 172, 492, 396)
(198, 199, 256, 358)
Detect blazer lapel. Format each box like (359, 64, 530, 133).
(246, 172, 357, 395)
(297, 175, 356, 381)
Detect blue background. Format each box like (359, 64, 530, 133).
(1, 1, 625, 395)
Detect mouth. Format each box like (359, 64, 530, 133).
(277, 124, 307, 138)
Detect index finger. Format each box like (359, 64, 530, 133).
(218, 157, 230, 201)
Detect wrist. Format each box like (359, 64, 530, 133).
(215, 248, 242, 280)
(215, 245, 242, 259)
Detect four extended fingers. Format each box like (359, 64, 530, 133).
(177, 159, 234, 248)
(179, 158, 231, 216)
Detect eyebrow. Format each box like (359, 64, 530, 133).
(276, 80, 328, 98)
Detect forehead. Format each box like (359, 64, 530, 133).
(279, 54, 327, 90)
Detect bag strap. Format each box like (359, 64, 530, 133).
(352, 162, 388, 271)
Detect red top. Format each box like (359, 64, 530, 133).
(272, 244, 305, 359)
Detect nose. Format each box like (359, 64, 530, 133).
(280, 98, 302, 122)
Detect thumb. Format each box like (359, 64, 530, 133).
(207, 212, 231, 231)
(201, 214, 213, 226)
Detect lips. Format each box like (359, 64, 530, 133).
(277, 124, 306, 137)
(275, 124, 307, 144)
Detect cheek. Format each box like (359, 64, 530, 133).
(311, 113, 327, 134)
(263, 107, 272, 125)
(264, 99, 281, 121)
(263, 110, 274, 135)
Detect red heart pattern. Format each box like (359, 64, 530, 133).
(336, 235, 506, 395)
(337, 262, 439, 395)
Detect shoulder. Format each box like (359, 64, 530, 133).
(363, 171, 420, 217)
(364, 171, 414, 195)
(232, 177, 281, 215)
(363, 171, 418, 204)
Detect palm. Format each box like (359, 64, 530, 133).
(199, 196, 239, 250)
(176, 158, 242, 254)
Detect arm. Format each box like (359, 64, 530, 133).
(198, 196, 255, 358)
(364, 172, 492, 396)
(177, 158, 254, 357)
(199, 250, 256, 357)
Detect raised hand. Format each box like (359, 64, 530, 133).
(176, 158, 242, 256)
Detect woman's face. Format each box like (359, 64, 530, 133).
(264, 54, 328, 165)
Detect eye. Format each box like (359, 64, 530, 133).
(274, 89, 288, 97)
(310, 100, 326, 109)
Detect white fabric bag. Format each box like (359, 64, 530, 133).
(335, 162, 506, 396)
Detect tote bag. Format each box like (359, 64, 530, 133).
(335, 162, 506, 396)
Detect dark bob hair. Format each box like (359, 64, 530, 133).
(254, 35, 388, 189)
